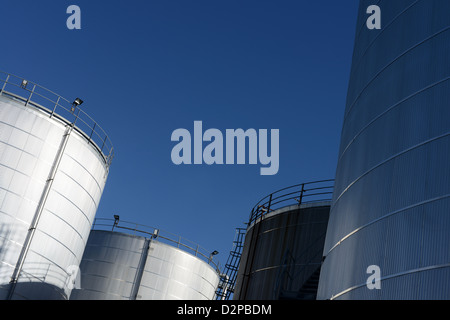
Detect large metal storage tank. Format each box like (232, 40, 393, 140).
(233, 180, 333, 300)
(70, 219, 220, 300)
(318, 0, 450, 300)
(0, 71, 113, 300)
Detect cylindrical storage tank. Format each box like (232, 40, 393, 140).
(70, 219, 220, 300)
(234, 181, 333, 300)
(318, 0, 450, 300)
(0, 72, 113, 300)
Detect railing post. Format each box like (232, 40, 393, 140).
(0, 75, 10, 94)
(50, 96, 60, 119)
(112, 217, 119, 231)
(299, 183, 305, 205)
(101, 135, 107, 153)
(267, 194, 273, 216)
(45, 264, 51, 281)
(25, 84, 36, 107)
(72, 108, 81, 126)
(89, 122, 96, 140)
(107, 149, 113, 167)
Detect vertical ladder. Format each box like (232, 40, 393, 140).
(215, 228, 246, 300)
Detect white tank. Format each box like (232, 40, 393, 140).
(0, 71, 113, 299)
(70, 220, 220, 300)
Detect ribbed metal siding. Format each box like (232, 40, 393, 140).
(138, 241, 219, 300)
(69, 231, 147, 300)
(318, 0, 450, 300)
(0, 96, 109, 300)
(234, 203, 330, 300)
(70, 230, 220, 300)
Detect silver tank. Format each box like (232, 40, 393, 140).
(233, 181, 333, 300)
(70, 219, 220, 300)
(0, 71, 113, 299)
(318, 0, 450, 299)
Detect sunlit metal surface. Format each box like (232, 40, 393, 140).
(0, 73, 111, 299)
(70, 223, 220, 300)
(318, 0, 450, 300)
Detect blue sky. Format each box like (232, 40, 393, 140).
(0, 1, 359, 268)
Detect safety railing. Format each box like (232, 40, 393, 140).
(91, 218, 221, 273)
(0, 71, 114, 168)
(249, 179, 334, 226)
(4, 262, 72, 300)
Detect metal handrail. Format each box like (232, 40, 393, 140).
(249, 179, 334, 225)
(91, 218, 221, 273)
(0, 71, 114, 168)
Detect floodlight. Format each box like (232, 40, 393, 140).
(71, 98, 83, 113)
(73, 98, 83, 106)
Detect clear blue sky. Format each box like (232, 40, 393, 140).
(0, 0, 359, 268)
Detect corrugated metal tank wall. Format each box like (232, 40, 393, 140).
(0, 74, 112, 300)
(234, 203, 330, 300)
(69, 231, 148, 300)
(70, 229, 220, 300)
(318, 0, 450, 300)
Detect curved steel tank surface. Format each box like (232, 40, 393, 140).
(233, 181, 333, 300)
(0, 72, 113, 300)
(318, 0, 450, 300)
(69, 220, 220, 300)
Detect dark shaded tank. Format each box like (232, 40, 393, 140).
(234, 180, 333, 300)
